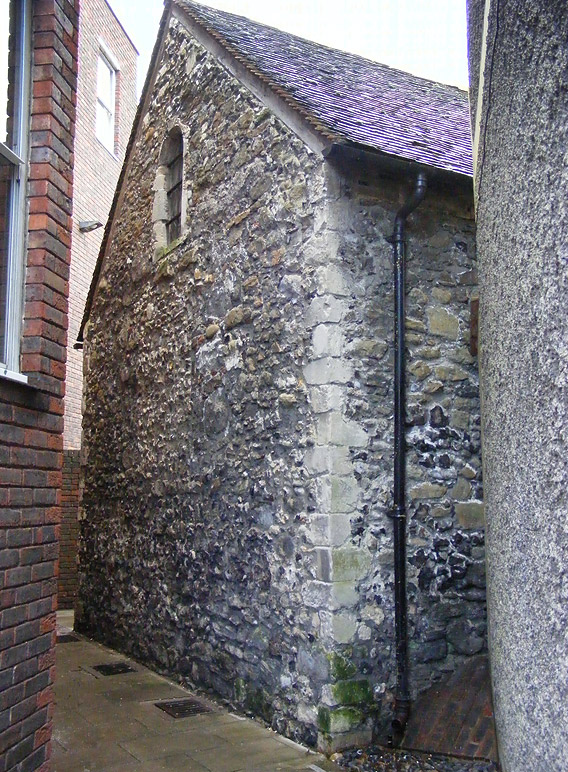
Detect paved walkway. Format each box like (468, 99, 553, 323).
(53, 612, 342, 772)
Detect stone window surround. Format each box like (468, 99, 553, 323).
(152, 124, 186, 254)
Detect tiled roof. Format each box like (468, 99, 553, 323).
(174, 0, 473, 177)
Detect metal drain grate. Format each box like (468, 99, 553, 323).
(93, 661, 137, 676)
(57, 633, 79, 643)
(154, 697, 213, 718)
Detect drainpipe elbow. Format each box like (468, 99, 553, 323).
(393, 172, 428, 239)
(392, 695, 411, 736)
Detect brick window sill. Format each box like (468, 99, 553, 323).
(0, 367, 51, 392)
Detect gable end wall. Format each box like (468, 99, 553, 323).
(78, 16, 483, 752)
(78, 16, 329, 746)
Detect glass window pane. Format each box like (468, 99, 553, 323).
(97, 55, 114, 110)
(1, 0, 14, 147)
(96, 101, 114, 150)
(0, 154, 14, 363)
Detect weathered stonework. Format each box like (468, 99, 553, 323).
(468, 3, 568, 770)
(78, 16, 482, 753)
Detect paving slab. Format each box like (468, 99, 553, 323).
(54, 612, 343, 772)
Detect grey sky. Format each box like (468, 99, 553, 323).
(109, 0, 469, 95)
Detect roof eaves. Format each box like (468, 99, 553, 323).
(325, 140, 474, 185)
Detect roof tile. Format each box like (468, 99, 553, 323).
(175, 0, 473, 177)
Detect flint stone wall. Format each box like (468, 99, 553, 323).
(78, 16, 483, 752)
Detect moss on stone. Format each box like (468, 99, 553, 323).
(154, 234, 185, 262)
(154, 256, 175, 282)
(328, 651, 357, 681)
(234, 678, 273, 723)
(254, 107, 272, 126)
(331, 678, 373, 706)
(317, 706, 330, 733)
(328, 707, 364, 733)
(245, 687, 273, 723)
(234, 677, 246, 704)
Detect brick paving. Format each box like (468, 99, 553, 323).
(402, 656, 498, 762)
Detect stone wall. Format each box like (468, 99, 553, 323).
(78, 15, 483, 752)
(78, 16, 328, 746)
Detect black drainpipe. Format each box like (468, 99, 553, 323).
(389, 172, 427, 738)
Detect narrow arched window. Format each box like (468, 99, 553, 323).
(153, 127, 184, 250)
(163, 128, 183, 242)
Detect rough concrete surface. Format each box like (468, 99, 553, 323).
(467, 1, 568, 770)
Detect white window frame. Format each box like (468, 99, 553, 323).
(96, 40, 119, 154)
(1, 0, 31, 384)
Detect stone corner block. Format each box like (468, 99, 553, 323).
(331, 612, 358, 644)
(316, 264, 349, 296)
(306, 295, 346, 327)
(315, 476, 359, 516)
(308, 384, 345, 414)
(317, 726, 373, 755)
(312, 324, 345, 358)
(332, 547, 371, 582)
(304, 446, 352, 476)
(303, 357, 352, 386)
(315, 413, 368, 448)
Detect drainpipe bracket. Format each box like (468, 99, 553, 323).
(388, 505, 406, 521)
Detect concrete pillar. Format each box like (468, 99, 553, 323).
(467, 2, 568, 770)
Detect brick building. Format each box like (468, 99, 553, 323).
(59, 0, 137, 609)
(1, 1, 79, 770)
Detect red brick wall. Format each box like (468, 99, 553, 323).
(0, 1, 79, 770)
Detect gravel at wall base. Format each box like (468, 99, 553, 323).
(335, 746, 499, 772)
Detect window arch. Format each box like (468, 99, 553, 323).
(153, 127, 184, 250)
